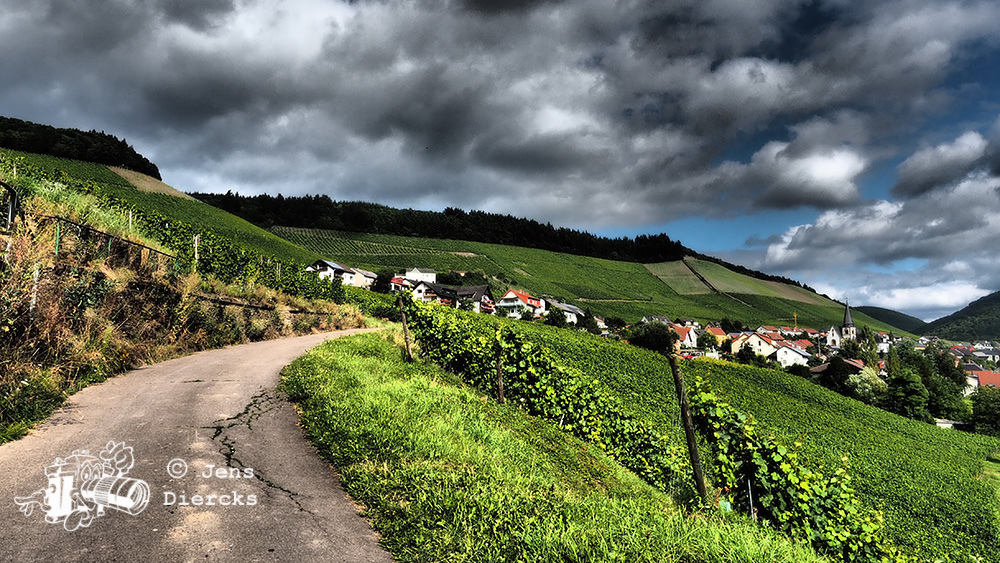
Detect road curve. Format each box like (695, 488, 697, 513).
(0, 329, 393, 563)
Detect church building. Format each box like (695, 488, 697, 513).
(826, 300, 857, 349)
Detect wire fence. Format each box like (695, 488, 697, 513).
(34, 213, 177, 277)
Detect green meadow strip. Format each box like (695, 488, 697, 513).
(280, 331, 827, 563)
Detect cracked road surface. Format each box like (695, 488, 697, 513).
(0, 330, 393, 563)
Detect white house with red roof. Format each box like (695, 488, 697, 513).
(745, 332, 781, 357)
(497, 289, 546, 318)
(672, 325, 698, 348)
(968, 370, 1000, 395)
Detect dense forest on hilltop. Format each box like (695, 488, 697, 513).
(191, 191, 813, 290)
(0, 116, 160, 179)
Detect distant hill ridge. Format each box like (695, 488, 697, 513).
(190, 191, 814, 292)
(921, 290, 1000, 340)
(0, 115, 160, 179)
(855, 306, 928, 334)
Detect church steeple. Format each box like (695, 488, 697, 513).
(842, 299, 857, 341)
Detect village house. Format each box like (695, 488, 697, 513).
(305, 259, 351, 281)
(411, 282, 496, 314)
(456, 285, 496, 314)
(974, 349, 1000, 364)
(544, 298, 585, 325)
(390, 276, 412, 292)
(705, 326, 727, 346)
(497, 289, 546, 318)
(341, 267, 378, 289)
(672, 324, 699, 349)
(967, 370, 1000, 395)
(403, 267, 437, 284)
(411, 281, 458, 307)
(745, 332, 781, 357)
(771, 342, 812, 368)
(729, 332, 753, 354)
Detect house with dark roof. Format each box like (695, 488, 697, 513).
(544, 298, 585, 325)
(306, 259, 351, 281)
(342, 267, 378, 289)
(412, 282, 459, 307)
(771, 342, 812, 368)
(456, 285, 496, 314)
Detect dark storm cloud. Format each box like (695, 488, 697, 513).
(160, 0, 237, 30)
(892, 131, 988, 197)
(2, 0, 1000, 233)
(460, 0, 562, 15)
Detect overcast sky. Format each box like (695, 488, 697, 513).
(3, 0, 1000, 321)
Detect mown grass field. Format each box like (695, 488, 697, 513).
(281, 330, 828, 563)
(274, 225, 904, 331)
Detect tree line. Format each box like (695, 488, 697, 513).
(0, 115, 161, 179)
(190, 191, 812, 289)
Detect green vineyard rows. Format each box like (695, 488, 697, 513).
(272, 224, 907, 332)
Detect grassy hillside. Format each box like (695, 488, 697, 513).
(274, 225, 903, 332)
(856, 306, 928, 334)
(921, 290, 1000, 341)
(1, 148, 318, 264)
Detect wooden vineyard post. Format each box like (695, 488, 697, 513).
(193, 234, 200, 272)
(668, 351, 708, 500)
(398, 295, 413, 362)
(496, 355, 505, 404)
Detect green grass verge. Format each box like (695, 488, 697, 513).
(280, 331, 827, 563)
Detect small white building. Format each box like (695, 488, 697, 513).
(772, 343, 811, 368)
(306, 260, 351, 281)
(544, 299, 585, 325)
(403, 268, 437, 284)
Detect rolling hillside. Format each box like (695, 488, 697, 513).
(1, 144, 912, 335)
(273, 225, 904, 332)
(856, 305, 928, 334)
(1, 148, 318, 264)
(922, 290, 1000, 341)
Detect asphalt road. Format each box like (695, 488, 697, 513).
(1, 330, 393, 563)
